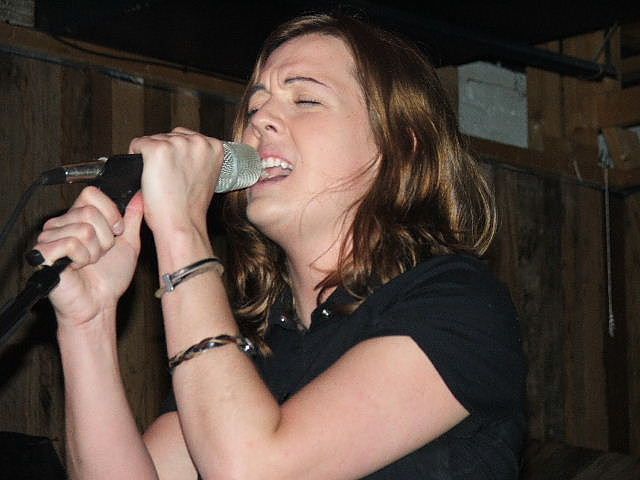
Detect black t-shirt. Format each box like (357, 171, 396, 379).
(163, 254, 527, 479)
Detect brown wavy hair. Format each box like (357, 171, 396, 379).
(222, 13, 496, 347)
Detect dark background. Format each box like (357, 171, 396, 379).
(35, 0, 640, 81)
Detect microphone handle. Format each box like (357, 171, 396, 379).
(90, 154, 143, 214)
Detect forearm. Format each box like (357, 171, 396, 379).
(155, 231, 282, 478)
(58, 312, 158, 480)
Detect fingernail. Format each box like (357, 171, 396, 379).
(25, 249, 45, 266)
(112, 220, 124, 235)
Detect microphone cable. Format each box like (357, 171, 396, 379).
(0, 177, 46, 252)
(0, 174, 68, 347)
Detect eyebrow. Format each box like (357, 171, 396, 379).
(248, 76, 330, 98)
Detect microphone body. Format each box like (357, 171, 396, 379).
(40, 142, 262, 211)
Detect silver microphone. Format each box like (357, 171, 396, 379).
(216, 142, 262, 193)
(40, 141, 263, 193)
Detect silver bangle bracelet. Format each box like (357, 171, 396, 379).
(155, 257, 224, 299)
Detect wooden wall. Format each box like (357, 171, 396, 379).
(0, 22, 638, 468)
(484, 27, 640, 456)
(0, 24, 240, 459)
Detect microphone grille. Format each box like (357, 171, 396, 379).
(216, 142, 262, 193)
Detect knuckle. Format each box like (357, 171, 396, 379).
(154, 140, 176, 157)
(190, 133, 209, 149)
(104, 234, 116, 249)
(36, 230, 50, 243)
(129, 136, 141, 149)
(79, 204, 100, 222)
(42, 217, 58, 231)
(79, 185, 99, 200)
(64, 236, 80, 250)
(77, 222, 96, 242)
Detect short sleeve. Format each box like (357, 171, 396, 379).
(363, 256, 526, 420)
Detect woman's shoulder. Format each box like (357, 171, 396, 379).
(366, 254, 510, 310)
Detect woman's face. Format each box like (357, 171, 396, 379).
(242, 33, 378, 248)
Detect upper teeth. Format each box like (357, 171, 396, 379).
(262, 157, 293, 170)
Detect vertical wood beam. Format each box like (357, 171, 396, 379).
(487, 167, 565, 442)
(561, 183, 609, 450)
(603, 193, 630, 452)
(625, 193, 640, 456)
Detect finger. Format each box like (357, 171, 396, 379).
(37, 222, 112, 267)
(69, 186, 124, 236)
(24, 249, 46, 267)
(42, 204, 118, 251)
(171, 126, 197, 135)
(129, 135, 184, 161)
(121, 191, 144, 249)
(32, 234, 92, 269)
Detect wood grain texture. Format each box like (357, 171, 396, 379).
(491, 166, 566, 441)
(560, 181, 608, 450)
(625, 193, 640, 456)
(0, 51, 69, 457)
(527, 41, 563, 151)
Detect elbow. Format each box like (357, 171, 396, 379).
(198, 448, 290, 480)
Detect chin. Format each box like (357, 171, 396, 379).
(245, 200, 290, 241)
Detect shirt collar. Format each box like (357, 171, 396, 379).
(268, 286, 356, 331)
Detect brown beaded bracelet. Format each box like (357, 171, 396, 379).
(168, 334, 256, 374)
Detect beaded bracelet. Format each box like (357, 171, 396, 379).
(155, 257, 224, 298)
(168, 334, 256, 373)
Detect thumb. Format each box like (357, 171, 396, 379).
(120, 192, 144, 247)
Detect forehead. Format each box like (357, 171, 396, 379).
(257, 33, 357, 84)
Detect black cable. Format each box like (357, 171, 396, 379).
(0, 179, 42, 252)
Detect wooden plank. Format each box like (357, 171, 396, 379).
(626, 193, 640, 456)
(171, 88, 200, 131)
(470, 136, 602, 184)
(470, 136, 640, 190)
(561, 182, 609, 450)
(0, 51, 70, 457)
(0, 21, 245, 102)
(0, 51, 28, 298)
(619, 55, 640, 84)
(486, 166, 565, 442)
(90, 70, 113, 157)
(144, 85, 172, 135)
(199, 93, 227, 139)
(561, 31, 619, 149)
(527, 41, 563, 151)
(597, 85, 640, 129)
(111, 78, 144, 154)
(603, 194, 630, 452)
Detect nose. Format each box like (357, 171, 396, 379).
(248, 101, 282, 137)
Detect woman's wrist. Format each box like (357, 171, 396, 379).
(56, 305, 118, 345)
(153, 226, 215, 274)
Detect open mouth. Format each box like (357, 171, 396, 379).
(260, 157, 294, 181)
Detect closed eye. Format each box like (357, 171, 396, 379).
(295, 99, 321, 106)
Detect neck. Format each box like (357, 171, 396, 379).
(283, 238, 343, 329)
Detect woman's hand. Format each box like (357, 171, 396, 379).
(32, 186, 144, 327)
(129, 127, 225, 239)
